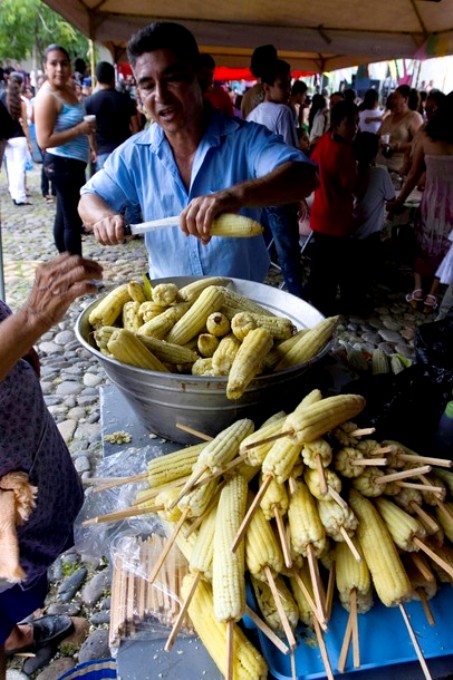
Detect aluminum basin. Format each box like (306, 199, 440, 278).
(75, 277, 327, 444)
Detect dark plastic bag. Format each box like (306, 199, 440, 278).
(415, 317, 453, 371)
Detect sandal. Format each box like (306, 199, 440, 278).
(405, 288, 423, 309)
(423, 294, 438, 314)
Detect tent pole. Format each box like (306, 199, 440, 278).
(0, 218, 5, 302)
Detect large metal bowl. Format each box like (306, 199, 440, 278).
(76, 277, 327, 444)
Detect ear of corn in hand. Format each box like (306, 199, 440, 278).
(209, 213, 264, 238)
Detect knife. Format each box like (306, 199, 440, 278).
(123, 214, 264, 238)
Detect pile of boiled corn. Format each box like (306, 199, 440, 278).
(130, 389, 453, 678)
(88, 276, 339, 400)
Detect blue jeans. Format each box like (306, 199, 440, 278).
(262, 204, 304, 297)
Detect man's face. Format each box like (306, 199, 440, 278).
(264, 71, 292, 104)
(135, 49, 203, 136)
(334, 114, 359, 143)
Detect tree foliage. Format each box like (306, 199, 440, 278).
(0, 0, 89, 65)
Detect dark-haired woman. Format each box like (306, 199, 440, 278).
(377, 84, 423, 176)
(1, 72, 32, 205)
(35, 45, 95, 255)
(391, 92, 453, 312)
(308, 94, 328, 149)
(358, 89, 383, 134)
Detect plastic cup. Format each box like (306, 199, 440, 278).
(381, 133, 390, 145)
(83, 114, 96, 123)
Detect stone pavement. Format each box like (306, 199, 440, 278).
(0, 165, 434, 679)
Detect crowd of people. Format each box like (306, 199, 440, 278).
(1, 19, 453, 678)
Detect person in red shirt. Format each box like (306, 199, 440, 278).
(307, 100, 360, 315)
(198, 53, 233, 117)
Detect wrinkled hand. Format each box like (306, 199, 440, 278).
(91, 214, 129, 246)
(22, 253, 103, 333)
(180, 191, 241, 245)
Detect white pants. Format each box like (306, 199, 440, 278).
(4, 136, 28, 202)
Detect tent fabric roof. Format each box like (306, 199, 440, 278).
(43, 0, 453, 72)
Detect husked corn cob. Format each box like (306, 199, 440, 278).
(213, 475, 248, 622)
(177, 277, 231, 303)
(106, 328, 169, 372)
(196, 418, 255, 472)
(371, 348, 390, 375)
(349, 489, 412, 607)
(206, 312, 231, 337)
(178, 475, 218, 518)
(154, 487, 184, 522)
(417, 475, 446, 506)
(263, 328, 310, 371)
(318, 500, 358, 542)
(289, 563, 316, 626)
(146, 442, 206, 489)
(166, 286, 225, 346)
(334, 446, 364, 478)
(181, 575, 267, 680)
(220, 288, 275, 317)
(351, 466, 385, 497)
(93, 325, 116, 351)
(137, 302, 191, 339)
(197, 333, 219, 357)
(394, 486, 423, 511)
(190, 502, 217, 580)
(152, 282, 178, 306)
(122, 300, 143, 332)
(139, 301, 168, 322)
(231, 312, 295, 342)
(211, 334, 241, 376)
(355, 439, 381, 456)
(127, 280, 147, 303)
(245, 494, 284, 579)
(335, 540, 373, 613)
(191, 357, 214, 376)
(403, 557, 437, 601)
(239, 414, 287, 467)
(141, 273, 153, 301)
(288, 480, 327, 557)
(260, 475, 289, 520)
(226, 328, 273, 400)
(434, 469, 453, 496)
(88, 283, 131, 327)
(426, 539, 453, 583)
(275, 315, 340, 371)
(209, 213, 264, 238)
(174, 521, 198, 562)
(332, 421, 361, 447)
(251, 575, 299, 633)
(285, 394, 366, 444)
(305, 468, 342, 499)
(374, 497, 425, 551)
(138, 334, 198, 365)
(435, 501, 453, 542)
(261, 435, 303, 485)
(301, 438, 332, 469)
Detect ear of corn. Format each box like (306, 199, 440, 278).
(317, 499, 358, 541)
(251, 574, 299, 633)
(127, 280, 147, 304)
(88, 283, 132, 327)
(263, 328, 310, 371)
(197, 333, 220, 357)
(351, 467, 385, 497)
(240, 414, 287, 467)
(177, 277, 231, 303)
(93, 325, 117, 351)
(146, 442, 206, 489)
(301, 439, 332, 469)
(137, 302, 191, 339)
(211, 334, 241, 376)
(137, 334, 198, 365)
(289, 563, 315, 626)
(191, 357, 214, 376)
(152, 282, 178, 306)
(371, 348, 390, 375)
(305, 468, 342, 500)
(197, 418, 255, 472)
(181, 575, 267, 680)
(349, 489, 412, 607)
(122, 300, 143, 332)
(288, 480, 327, 557)
(139, 301, 168, 322)
(334, 446, 364, 478)
(210, 213, 264, 238)
(178, 474, 218, 518)
(166, 286, 225, 346)
(206, 312, 231, 337)
(190, 502, 217, 580)
(285, 394, 366, 444)
(375, 497, 426, 551)
(226, 328, 273, 400)
(212, 475, 248, 622)
(275, 316, 340, 370)
(231, 312, 295, 342)
(433, 469, 453, 496)
(259, 475, 289, 520)
(220, 288, 275, 317)
(106, 328, 169, 372)
(245, 493, 284, 579)
(261, 435, 303, 484)
(335, 539, 373, 613)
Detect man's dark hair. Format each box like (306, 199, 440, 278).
(354, 131, 379, 164)
(250, 44, 277, 79)
(425, 90, 453, 144)
(291, 80, 308, 97)
(395, 84, 411, 100)
(96, 61, 115, 84)
(260, 59, 290, 86)
(127, 21, 200, 69)
(330, 100, 359, 128)
(45, 44, 70, 62)
(199, 53, 216, 71)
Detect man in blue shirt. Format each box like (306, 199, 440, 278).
(78, 21, 318, 283)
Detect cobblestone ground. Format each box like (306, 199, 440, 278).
(0, 165, 433, 679)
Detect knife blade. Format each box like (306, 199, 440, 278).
(124, 215, 180, 236)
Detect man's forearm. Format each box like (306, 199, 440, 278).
(230, 161, 318, 208)
(78, 193, 118, 229)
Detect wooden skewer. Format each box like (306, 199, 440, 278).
(245, 605, 290, 655)
(184, 483, 226, 537)
(290, 649, 297, 680)
(350, 588, 360, 669)
(226, 619, 234, 680)
(325, 561, 336, 622)
(410, 552, 436, 584)
(413, 537, 453, 580)
(164, 571, 202, 652)
(274, 506, 292, 569)
(370, 445, 394, 455)
(398, 481, 445, 495)
(243, 430, 294, 450)
(92, 471, 149, 493)
(190, 453, 247, 490)
(288, 476, 298, 495)
(134, 475, 189, 505)
(328, 486, 348, 509)
(349, 427, 376, 437)
(340, 527, 362, 562)
(175, 422, 213, 441)
(351, 458, 387, 466)
(417, 588, 436, 626)
(168, 464, 208, 510)
(316, 454, 328, 495)
(126, 568, 136, 635)
(292, 571, 327, 631)
(149, 507, 190, 584)
(410, 502, 440, 534)
(418, 474, 447, 501)
(82, 504, 164, 525)
(137, 539, 146, 624)
(312, 613, 334, 680)
(306, 543, 326, 625)
(399, 603, 433, 680)
(337, 610, 353, 673)
(264, 566, 297, 650)
(377, 465, 432, 484)
(399, 453, 453, 468)
(231, 475, 273, 552)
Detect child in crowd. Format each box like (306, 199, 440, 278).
(306, 100, 359, 315)
(353, 132, 395, 306)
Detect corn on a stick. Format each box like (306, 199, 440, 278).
(251, 573, 298, 650)
(244, 605, 290, 655)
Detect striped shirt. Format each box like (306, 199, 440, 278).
(47, 95, 89, 163)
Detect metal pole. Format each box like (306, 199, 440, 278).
(0, 218, 5, 302)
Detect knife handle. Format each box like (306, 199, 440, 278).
(124, 224, 132, 236)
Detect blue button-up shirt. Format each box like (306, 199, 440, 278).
(81, 109, 311, 281)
